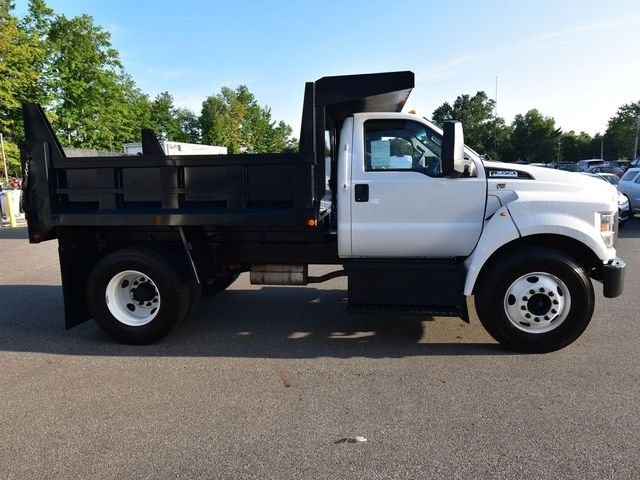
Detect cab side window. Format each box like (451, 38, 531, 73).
(364, 119, 444, 177)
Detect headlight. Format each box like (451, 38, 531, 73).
(599, 212, 616, 248)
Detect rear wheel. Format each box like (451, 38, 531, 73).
(475, 248, 594, 353)
(87, 247, 190, 344)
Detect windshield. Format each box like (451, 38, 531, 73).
(600, 175, 620, 185)
(598, 167, 624, 173)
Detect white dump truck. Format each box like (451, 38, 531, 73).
(20, 71, 625, 352)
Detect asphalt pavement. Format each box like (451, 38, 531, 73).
(0, 223, 638, 479)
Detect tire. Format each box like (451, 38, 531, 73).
(201, 272, 239, 297)
(87, 247, 190, 344)
(475, 248, 595, 353)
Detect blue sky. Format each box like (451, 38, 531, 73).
(13, 0, 640, 136)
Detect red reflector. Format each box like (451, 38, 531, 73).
(32, 232, 41, 241)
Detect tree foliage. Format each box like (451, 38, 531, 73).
(201, 85, 295, 154)
(0, 0, 296, 181)
(604, 101, 640, 160)
(432, 91, 511, 160)
(508, 110, 562, 163)
(0, 0, 44, 137)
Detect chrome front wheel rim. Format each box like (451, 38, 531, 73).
(503, 272, 571, 334)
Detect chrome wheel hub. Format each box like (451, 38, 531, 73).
(105, 270, 161, 327)
(503, 272, 571, 334)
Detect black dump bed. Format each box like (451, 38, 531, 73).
(20, 71, 414, 243)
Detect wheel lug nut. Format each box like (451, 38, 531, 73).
(544, 316, 550, 320)
(553, 300, 559, 305)
(551, 309, 557, 314)
(522, 296, 528, 301)
(548, 292, 554, 297)
(534, 317, 540, 323)
(529, 289, 535, 294)
(521, 306, 526, 310)
(539, 288, 545, 292)
(525, 313, 531, 319)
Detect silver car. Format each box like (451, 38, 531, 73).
(618, 168, 640, 217)
(581, 172, 629, 227)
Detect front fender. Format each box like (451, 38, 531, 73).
(507, 204, 615, 262)
(464, 205, 616, 296)
(463, 206, 520, 295)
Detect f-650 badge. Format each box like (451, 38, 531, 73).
(489, 170, 519, 178)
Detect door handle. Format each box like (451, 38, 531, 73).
(354, 184, 369, 202)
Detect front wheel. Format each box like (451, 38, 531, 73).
(475, 248, 595, 353)
(87, 247, 190, 344)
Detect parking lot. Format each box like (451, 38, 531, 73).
(0, 223, 638, 479)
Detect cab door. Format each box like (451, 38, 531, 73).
(348, 114, 486, 258)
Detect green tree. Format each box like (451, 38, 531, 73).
(200, 85, 294, 153)
(559, 131, 595, 162)
(173, 108, 200, 143)
(0, 0, 43, 136)
(0, 0, 48, 177)
(604, 101, 640, 159)
(150, 91, 180, 141)
(47, 13, 127, 149)
(509, 109, 561, 163)
(432, 91, 509, 159)
(19, 0, 54, 108)
(148, 92, 200, 143)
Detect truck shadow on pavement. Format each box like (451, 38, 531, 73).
(0, 284, 511, 357)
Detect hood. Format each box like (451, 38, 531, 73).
(484, 161, 616, 197)
(483, 161, 618, 217)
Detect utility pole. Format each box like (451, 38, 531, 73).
(494, 76, 498, 155)
(600, 138, 604, 160)
(0, 133, 8, 184)
(633, 116, 640, 160)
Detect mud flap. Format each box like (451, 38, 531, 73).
(58, 228, 100, 329)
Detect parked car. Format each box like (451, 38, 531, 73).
(577, 159, 607, 171)
(617, 168, 640, 217)
(557, 163, 582, 172)
(580, 173, 629, 226)
(611, 160, 631, 171)
(588, 165, 625, 178)
(596, 173, 620, 186)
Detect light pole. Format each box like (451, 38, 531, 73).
(633, 116, 640, 160)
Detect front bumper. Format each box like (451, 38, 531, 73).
(602, 257, 626, 298)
